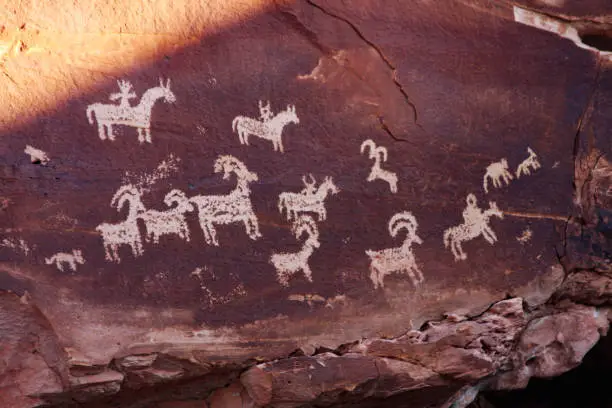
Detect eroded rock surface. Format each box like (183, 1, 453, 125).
(0, 0, 611, 407)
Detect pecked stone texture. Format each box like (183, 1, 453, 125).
(0, 0, 611, 407)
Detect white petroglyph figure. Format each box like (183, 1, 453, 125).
(45, 249, 85, 272)
(278, 174, 339, 221)
(139, 189, 194, 244)
(516, 147, 541, 178)
(189, 155, 262, 246)
(271, 215, 320, 286)
(360, 139, 398, 193)
(483, 158, 514, 193)
(86, 78, 176, 144)
(96, 185, 145, 263)
(1, 238, 32, 256)
(24, 145, 50, 165)
(122, 153, 181, 193)
(443, 194, 504, 261)
(365, 211, 424, 289)
(232, 101, 299, 153)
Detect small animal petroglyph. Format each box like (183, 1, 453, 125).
(86, 78, 175, 144)
(516, 147, 541, 178)
(24, 145, 49, 165)
(443, 194, 504, 261)
(278, 174, 339, 221)
(96, 185, 145, 263)
(139, 189, 193, 244)
(271, 215, 320, 286)
(232, 101, 299, 152)
(189, 155, 261, 246)
(365, 211, 424, 289)
(483, 158, 513, 193)
(45, 249, 85, 272)
(360, 139, 398, 193)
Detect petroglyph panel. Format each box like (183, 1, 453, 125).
(0, 0, 584, 367)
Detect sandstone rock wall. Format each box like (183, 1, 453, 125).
(0, 0, 611, 407)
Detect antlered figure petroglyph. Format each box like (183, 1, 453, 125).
(86, 78, 176, 144)
(139, 189, 194, 244)
(516, 147, 541, 178)
(443, 194, 504, 261)
(360, 139, 398, 193)
(232, 101, 299, 152)
(271, 215, 320, 286)
(96, 185, 145, 263)
(365, 211, 424, 289)
(45, 249, 85, 272)
(189, 155, 261, 246)
(278, 175, 339, 221)
(483, 158, 513, 193)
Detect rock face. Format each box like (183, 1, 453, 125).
(0, 0, 611, 407)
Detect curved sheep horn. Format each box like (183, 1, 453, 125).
(360, 139, 377, 159)
(375, 146, 388, 163)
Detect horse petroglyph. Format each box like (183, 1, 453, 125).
(232, 100, 299, 152)
(139, 189, 194, 244)
(278, 174, 339, 221)
(516, 147, 541, 178)
(189, 155, 262, 246)
(271, 215, 320, 286)
(96, 185, 145, 263)
(365, 211, 424, 289)
(86, 78, 176, 144)
(24, 145, 49, 165)
(443, 194, 504, 261)
(45, 249, 85, 272)
(360, 139, 398, 193)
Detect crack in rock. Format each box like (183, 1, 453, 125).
(305, 0, 420, 127)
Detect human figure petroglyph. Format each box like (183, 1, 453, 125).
(86, 78, 176, 144)
(232, 101, 299, 152)
(189, 155, 261, 246)
(109, 79, 137, 107)
(258, 100, 273, 122)
(271, 215, 320, 286)
(45, 249, 84, 272)
(516, 147, 541, 178)
(360, 139, 398, 193)
(139, 189, 194, 244)
(365, 211, 424, 289)
(278, 175, 339, 221)
(483, 158, 513, 193)
(96, 185, 145, 263)
(443, 194, 504, 261)
(24, 145, 49, 165)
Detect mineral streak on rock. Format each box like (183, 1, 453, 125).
(0, 0, 611, 407)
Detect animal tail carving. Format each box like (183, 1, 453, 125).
(443, 228, 452, 249)
(483, 173, 489, 194)
(278, 195, 286, 216)
(86, 106, 95, 125)
(232, 117, 240, 133)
